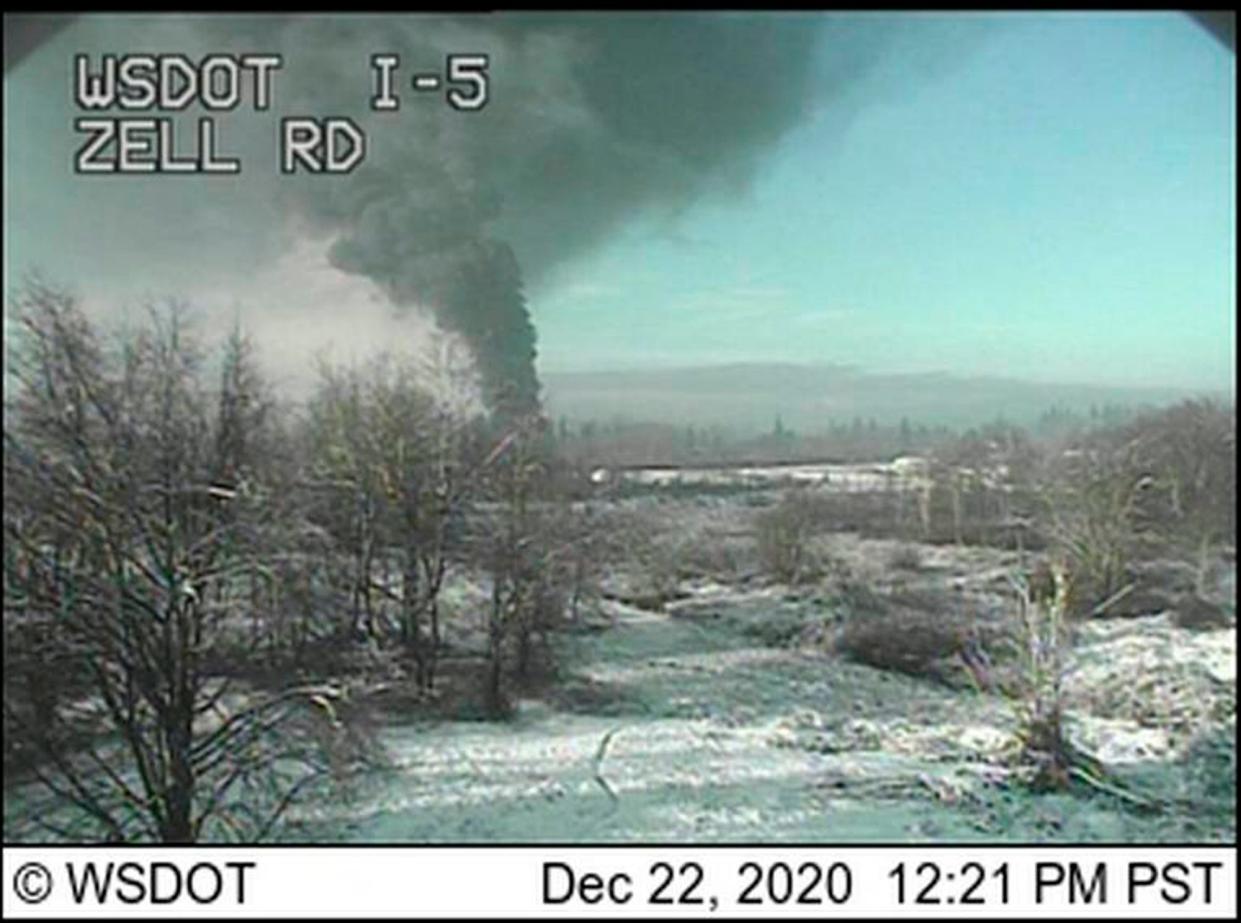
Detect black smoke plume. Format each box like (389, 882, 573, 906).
(7, 13, 949, 414)
(249, 14, 829, 416)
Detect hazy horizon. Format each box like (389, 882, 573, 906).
(540, 359, 1230, 434)
(542, 357, 1237, 394)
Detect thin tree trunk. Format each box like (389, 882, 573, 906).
(403, 551, 424, 688)
(486, 580, 505, 715)
(952, 481, 963, 545)
(165, 604, 196, 843)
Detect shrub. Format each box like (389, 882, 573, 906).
(1043, 449, 1150, 616)
(833, 609, 964, 681)
(670, 534, 756, 582)
(1119, 400, 1236, 582)
(1045, 400, 1237, 612)
(756, 489, 825, 583)
(829, 586, 1003, 687)
(886, 543, 923, 571)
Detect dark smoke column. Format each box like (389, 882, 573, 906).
(324, 175, 541, 420)
(295, 13, 831, 424)
(15, 12, 838, 421)
(437, 240, 540, 419)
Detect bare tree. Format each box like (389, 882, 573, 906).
(3, 281, 368, 842)
(304, 362, 384, 642)
(473, 418, 575, 715)
(1123, 400, 1236, 588)
(304, 343, 484, 691)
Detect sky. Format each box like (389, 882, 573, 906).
(3, 12, 1236, 395)
(531, 13, 1235, 389)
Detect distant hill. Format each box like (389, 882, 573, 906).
(540, 363, 1224, 433)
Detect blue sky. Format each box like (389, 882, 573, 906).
(3, 12, 1235, 393)
(530, 13, 1235, 388)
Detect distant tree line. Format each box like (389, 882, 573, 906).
(551, 402, 1153, 470)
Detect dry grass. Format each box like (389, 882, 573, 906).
(1002, 562, 1104, 791)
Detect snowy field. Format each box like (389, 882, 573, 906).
(5, 517, 1234, 845)
(275, 543, 1235, 844)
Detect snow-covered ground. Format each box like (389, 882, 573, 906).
(5, 527, 1233, 845)
(278, 562, 1235, 844)
(592, 460, 923, 491)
